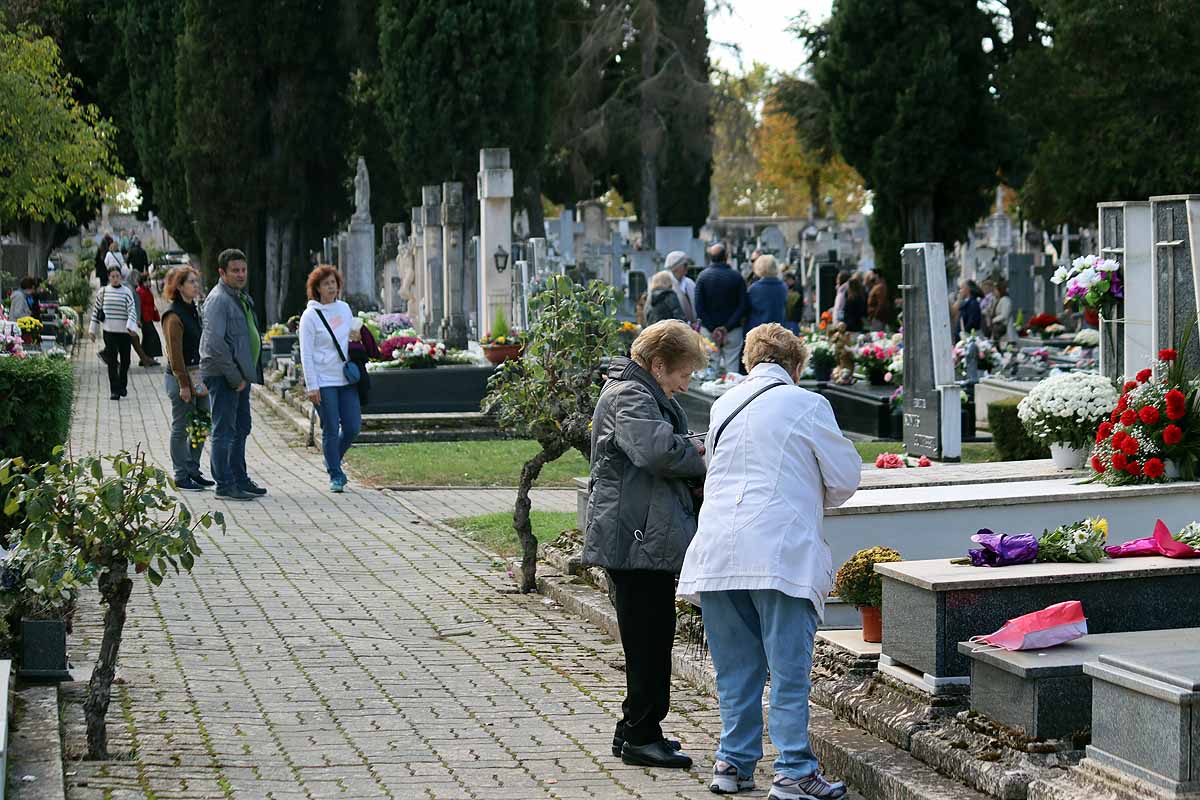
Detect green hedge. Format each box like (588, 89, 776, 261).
(988, 396, 1051, 461)
(0, 356, 74, 463)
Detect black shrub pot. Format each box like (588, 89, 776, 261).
(269, 334, 298, 357)
(19, 618, 71, 681)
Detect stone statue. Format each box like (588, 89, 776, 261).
(353, 157, 370, 222)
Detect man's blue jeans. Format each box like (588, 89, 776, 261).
(206, 377, 251, 493)
(316, 384, 361, 481)
(700, 589, 821, 780)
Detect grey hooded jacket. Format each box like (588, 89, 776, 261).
(581, 357, 706, 572)
(199, 280, 260, 388)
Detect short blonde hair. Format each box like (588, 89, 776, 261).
(743, 323, 808, 375)
(753, 254, 779, 279)
(649, 270, 674, 291)
(631, 320, 708, 373)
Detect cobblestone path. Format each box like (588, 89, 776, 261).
(60, 343, 760, 800)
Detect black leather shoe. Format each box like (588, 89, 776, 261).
(620, 740, 692, 769)
(612, 736, 681, 757)
(238, 479, 267, 496)
(190, 474, 215, 488)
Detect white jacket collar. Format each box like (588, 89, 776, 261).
(749, 362, 795, 386)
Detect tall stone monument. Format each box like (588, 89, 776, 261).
(478, 149, 514, 335)
(440, 182, 469, 350)
(346, 157, 376, 303)
(1149, 195, 1200, 373)
(901, 243, 962, 461)
(410, 207, 425, 328)
(421, 186, 444, 340)
(1097, 201, 1153, 380)
(1003, 253, 1035, 325)
(381, 223, 405, 313)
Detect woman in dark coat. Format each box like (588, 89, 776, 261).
(842, 275, 868, 332)
(644, 270, 687, 325)
(582, 319, 708, 770)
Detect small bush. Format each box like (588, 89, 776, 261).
(0, 357, 74, 462)
(988, 396, 1051, 461)
(834, 546, 903, 607)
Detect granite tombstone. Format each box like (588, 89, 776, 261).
(421, 185, 444, 339)
(1098, 201, 1152, 380)
(1149, 195, 1200, 374)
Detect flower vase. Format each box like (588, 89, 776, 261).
(812, 364, 833, 382)
(868, 369, 887, 386)
(1049, 443, 1086, 470)
(1166, 459, 1181, 480)
(859, 606, 882, 643)
(483, 343, 523, 365)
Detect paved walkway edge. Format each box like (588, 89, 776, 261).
(8, 684, 66, 800)
(536, 572, 989, 800)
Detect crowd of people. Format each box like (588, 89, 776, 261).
(584, 319, 860, 800)
(639, 243, 896, 378)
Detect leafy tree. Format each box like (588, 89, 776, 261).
(710, 64, 770, 216)
(377, 0, 545, 229)
(0, 25, 120, 272)
(807, 1, 1000, 285)
(1018, 0, 1200, 226)
(2, 449, 224, 759)
(484, 277, 621, 592)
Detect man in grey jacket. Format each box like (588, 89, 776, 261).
(200, 248, 266, 501)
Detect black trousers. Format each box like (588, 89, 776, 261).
(607, 569, 677, 746)
(102, 331, 132, 395)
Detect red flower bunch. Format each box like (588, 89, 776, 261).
(1167, 389, 1187, 421)
(1027, 313, 1061, 330)
(1144, 458, 1166, 479)
(1136, 368, 1153, 383)
(1165, 424, 1183, 445)
(1140, 406, 1161, 425)
(1160, 349, 1178, 361)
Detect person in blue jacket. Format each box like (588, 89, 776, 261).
(694, 243, 749, 375)
(746, 255, 788, 336)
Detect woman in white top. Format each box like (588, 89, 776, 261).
(103, 239, 129, 279)
(89, 264, 141, 400)
(299, 265, 361, 493)
(677, 323, 861, 800)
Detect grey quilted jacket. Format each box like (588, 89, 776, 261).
(581, 357, 706, 572)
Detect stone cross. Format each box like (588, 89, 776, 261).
(421, 185, 444, 340)
(901, 242, 962, 461)
(478, 148, 514, 336)
(1149, 195, 1200, 373)
(1097, 201, 1152, 380)
(440, 182, 469, 350)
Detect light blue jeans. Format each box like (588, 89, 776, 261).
(316, 384, 361, 481)
(700, 589, 820, 780)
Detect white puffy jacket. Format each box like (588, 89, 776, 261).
(677, 363, 862, 619)
(299, 299, 353, 391)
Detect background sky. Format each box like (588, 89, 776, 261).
(709, 1, 833, 76)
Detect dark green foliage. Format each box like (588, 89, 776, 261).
(988, 396, 1050, 462)
(377, 0, 544, 217)
(1017, 0, 1200, 226)
(808, 1, 1000, 285)
(122, 0, 198, 251)
(0, 356, 73, 463)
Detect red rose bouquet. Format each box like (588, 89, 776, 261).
(1089, 339, 1199, 484)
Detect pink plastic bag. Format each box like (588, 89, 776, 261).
(1104, 519, 1200, 559)
(970, 600, 1088, 651)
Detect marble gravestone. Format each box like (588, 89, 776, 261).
(381, 223, 405, 313)
(479, 149, 514, 336)
(1149, 195, 1200, 374)
(345, 157, 376, 303)
(1034, 256, 1060, 317)
(409, 207, 425, 328)
(1098, 201, 1153, 380)
(901, 243, 962, 461)
(421, 186, 444, 340)
(440, 182, 469, 350)
(1003, 253, 1035, 325)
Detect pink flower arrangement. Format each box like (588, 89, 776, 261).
(875, 453, 906, 469)
(379, 335, 420, 362)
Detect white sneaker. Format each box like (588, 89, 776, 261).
(767, 772, 847, 800)
(710, 761, 756, 794)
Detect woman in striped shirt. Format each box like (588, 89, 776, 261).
(89, 265, 140, 400)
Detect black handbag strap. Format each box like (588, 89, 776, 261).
(712, 381, 787, 452)
(314, 309, 348, 363)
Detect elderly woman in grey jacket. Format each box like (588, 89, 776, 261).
(583, 319, 708, 770)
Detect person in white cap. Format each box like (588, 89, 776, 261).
(664, 251, 698, 326)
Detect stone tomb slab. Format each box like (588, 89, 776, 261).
(1085, 649, 1200, 795)
(877, 550, 1200, 681)
(958, 628, 1200, 741)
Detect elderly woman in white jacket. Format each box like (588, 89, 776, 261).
(678, 323, 861, 800)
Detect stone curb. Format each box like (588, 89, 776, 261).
(251, 383, 317, 448)
(535, 570, 991, 800)
(8, 684, 66, 800)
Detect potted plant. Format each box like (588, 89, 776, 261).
(808, 337, 836, 382)
(481, 308, 524, 365)
(834, 546, 902, 643)
(16, 316, 43, 346)
(8, 539, 87, 681)
(1018, 372, 1118, 469)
